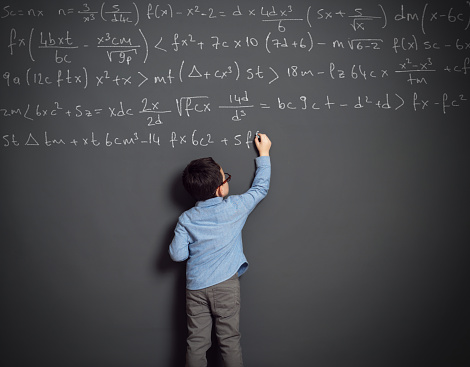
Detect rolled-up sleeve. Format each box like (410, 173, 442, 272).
(169, 220, 190, 262)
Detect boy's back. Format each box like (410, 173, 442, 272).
(170, 154, 270, 290)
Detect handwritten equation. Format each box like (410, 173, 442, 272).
(5, 23, 470, 63)
(1, 1, 469, 149)
(3, 56, 468, 89)
(1, 129, 261, 149)
(3, 3, 469, 33)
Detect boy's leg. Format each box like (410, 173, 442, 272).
(185, 288, 212, 367)
(212, 274, 243, 367)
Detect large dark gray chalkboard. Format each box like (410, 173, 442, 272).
(1, 1, 469, 366)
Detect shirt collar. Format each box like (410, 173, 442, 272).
(196, 196, 224, 207)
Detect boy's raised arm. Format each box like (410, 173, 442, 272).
(237, 133, 272, 210)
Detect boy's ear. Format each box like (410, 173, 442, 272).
(215, 185, 224, 197)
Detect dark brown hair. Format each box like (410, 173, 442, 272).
(182, 157, 222, 201)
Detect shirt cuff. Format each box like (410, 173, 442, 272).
(255, 156, 271, 166)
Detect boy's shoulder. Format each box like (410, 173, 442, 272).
(178, 205, 199, 222)
(178, 197, 221, 218)
(179, 195, 244, 219)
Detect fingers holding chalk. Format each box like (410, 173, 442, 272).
(254, 133, 271, 156)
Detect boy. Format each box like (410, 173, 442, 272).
(169, 133, 272, 367)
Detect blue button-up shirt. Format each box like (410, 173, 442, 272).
(169, 156, 271, 290)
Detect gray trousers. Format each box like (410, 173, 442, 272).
(185, 273, 243, 367)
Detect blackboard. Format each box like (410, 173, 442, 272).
(1, 1, 469, 366)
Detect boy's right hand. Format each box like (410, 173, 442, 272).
(254, 133, 271, 156)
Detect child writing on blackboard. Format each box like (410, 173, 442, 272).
(169, 133, 272, 367)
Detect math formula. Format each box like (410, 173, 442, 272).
(1, 1, 469, 149)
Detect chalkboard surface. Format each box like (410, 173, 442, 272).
(1, 1, 469, 366)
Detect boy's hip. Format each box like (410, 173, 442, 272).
(186, 273, 240, 318)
